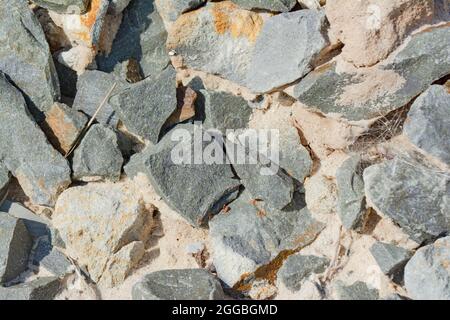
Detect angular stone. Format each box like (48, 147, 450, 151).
(277, 254, 329, 291)
(370, 242, 412, 278)
(0, 163, 10, 204)
(0, 74, 71, 206)
(294, 25, 450, 121)
(53, 59, 78, 98)
(33, 0, 91, 14)
(279, 127, 312, 183)
(132, 269, 225, 300)
(0, 0, 60, 115)
(163, 87, 197, 130)
(72, 124, 124, 182)
(404, 236, 450, 300)
(155, 0, 206, 24)
(231, 0, 297, 12)
(37, 247, 73, 277)
(403, 85, 450, 165)
(336, 155, 366, 230)
(0, 215, 32, 284)
(245, 10, 329, 93)
(209, 190, 325, 286)
(333, 281, 379, 300)
(110, 67, 178, 144)
(364, 158, 450, 243)
(109, 0, 132, 15)
(0, 277, 61, 300)
(52, 182, 155, 284)
(97, 0, 170, 77)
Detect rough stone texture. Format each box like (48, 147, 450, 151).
(333, 281, 379, 300)
(72, 124, 124, 182)
(277, 254, 329, 291)
(279, 127, 312, 183)
(0, 73, 71, 206)
(110, 66, 178, 144)
(370, 242, 412, 278)
(404, 236, 450, 300)
(33, 0, 91, 14)
(245, 10, 329, 93)
(0, 215, 32, 284)
(336, 155, 366, 230)
(231, 0, 297, 12)
(52, 182, 155, 284)
(0, 277, 61, 300)
(0, 0, 60, 116)
(132, 269, 224, 300)
(403, 85, 450, 165)
(109, 0, 133, 15)
(155, 0, 206, 25)
(37, 247, 73, 277)
(209, 190, 325, 287)
(294, 25, 450, 121)
(97, 0, 170, 77)
(0, 163, 10, 204)
(364, 157, 450, 243)
(326, 0, 436, 67)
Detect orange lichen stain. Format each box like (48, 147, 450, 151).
(445, 80, 450, 94)
(74, 0, 102, 44)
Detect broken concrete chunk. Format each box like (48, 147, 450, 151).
(333, 281, 379, 300)
(33, 0, 91, 14)
(72, 124, 124, 182)
(231, 0, 297, 12)
(370, 242, 412, 279)
(132, 269, 225, 300)
(0, 277, 61, 300)
(279, 127, 312, 183)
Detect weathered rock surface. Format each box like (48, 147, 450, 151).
(37, 247, 73, 277)
(403, 85, 450, 165)
(109, 0, 133, 15)
(231, 0, 297, 12)
(52, 182, 155, 284)
(155, 0, 206, 25)
(209, 190, 325, 287)
(0, 73, 71, 206)
(404, 236, 450, 300)
(33, 0, 91, 14)
(0, 0, 60, 115)
(0, 163, 10, 204)
(132, 269, 225, 300)
(279, 127, 312, 183)
(72, 124, 123, 182)
(0, 277, 61, 300)
(370, 242, 412, 278)
(333, 281, 379, 300)
(364, 157, 450, 243)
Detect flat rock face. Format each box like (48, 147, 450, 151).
(132, 269, 225, 300)
(0, 0, 60, 115)
(294, 25, 450, 121)
(0, 215, 32, 284)
(333, 281, 379, 300)
(0, 163, 10, 203)
(110, 66, 178, 144)
(404, 236, 450, 300)
(370, 242, 412, 277)
(155, 0, 206, 24)
(364, 158, 450, 243)
(72, 124, 124, 182)
(279, 127, 312, 183)
(52, 182, 155, 285)
(33, 0, 91, 14)
(231, 0, 297, 12)
(209, 190, 325, 287)
(403, 85, 450, 165)
(0, 277, 61, 300)
(0, 74, 71, 206)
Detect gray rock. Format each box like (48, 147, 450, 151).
(33, 0, 90, 14)
(0, 0, 60, 115)
(38, 248, 73, 277)
(0, 215, 32, 284)
(336, 155, 366, 230)
(0, 163, 10, 205)
(294, 25, 450, 121)
(231, 0, 297, 12)
(403, 85, 450, 166)
(370, 242, 412, 278)
(279, 127, 312, 182)
(72, 124, 124, 182)
(54, 59, 78, 98)
(334, 281, 379, 300)
(364, 157, 450, 243)
(209, 190, 325, 286)
(0, 277, 61, 300)
(132, 269, 225, 300)
(404, 236, 450, 300)
(97, 0, 170, 77)
(246, 10, 329, 93)
(0, 73, 71, 206)
(108, 0, 133, 15)
(278, 254, 329, 291)
(155, 0, 206, 23)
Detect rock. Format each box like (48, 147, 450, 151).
(277, 254, 329, 291)
(0, 215, 32, 284)
(42, 102, 88, 154)
(33, 0, 91, 14)
(37, 247, 73, 277)
(370, 242, 412, 279)
(0, 0, 60, 115)
(132, 269, 225, 300)
(163, 86, 197, 130)
(294, 25, 450, 121)
(0, 73, 71, 206)
(155, 0, 206, 25)
(125, 124, 240, 227)
(245, 10, 329, 93)
(336, 155, 367, 230)
(279, 127, 312, 183)
(364, 157, 450, 243)
(333, 281, 379, 300)
(298, 0, 322, 9)
(53, 59, 78, 98)
(231, 0, 297, 12)
(404, 236, 450, 300)
(0, 277, 61, 300)
(109, 0, 132, 15)
(52, 182, 155, 284)
(97, 0, 170, 77)
(72, 124, 124, 182)
(326, 0, 436, 67)
(110, 66, 178, 144)
(0, 163, 10, 204)
(403, 85, 450, 165)
(209, 190, 325, 287)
